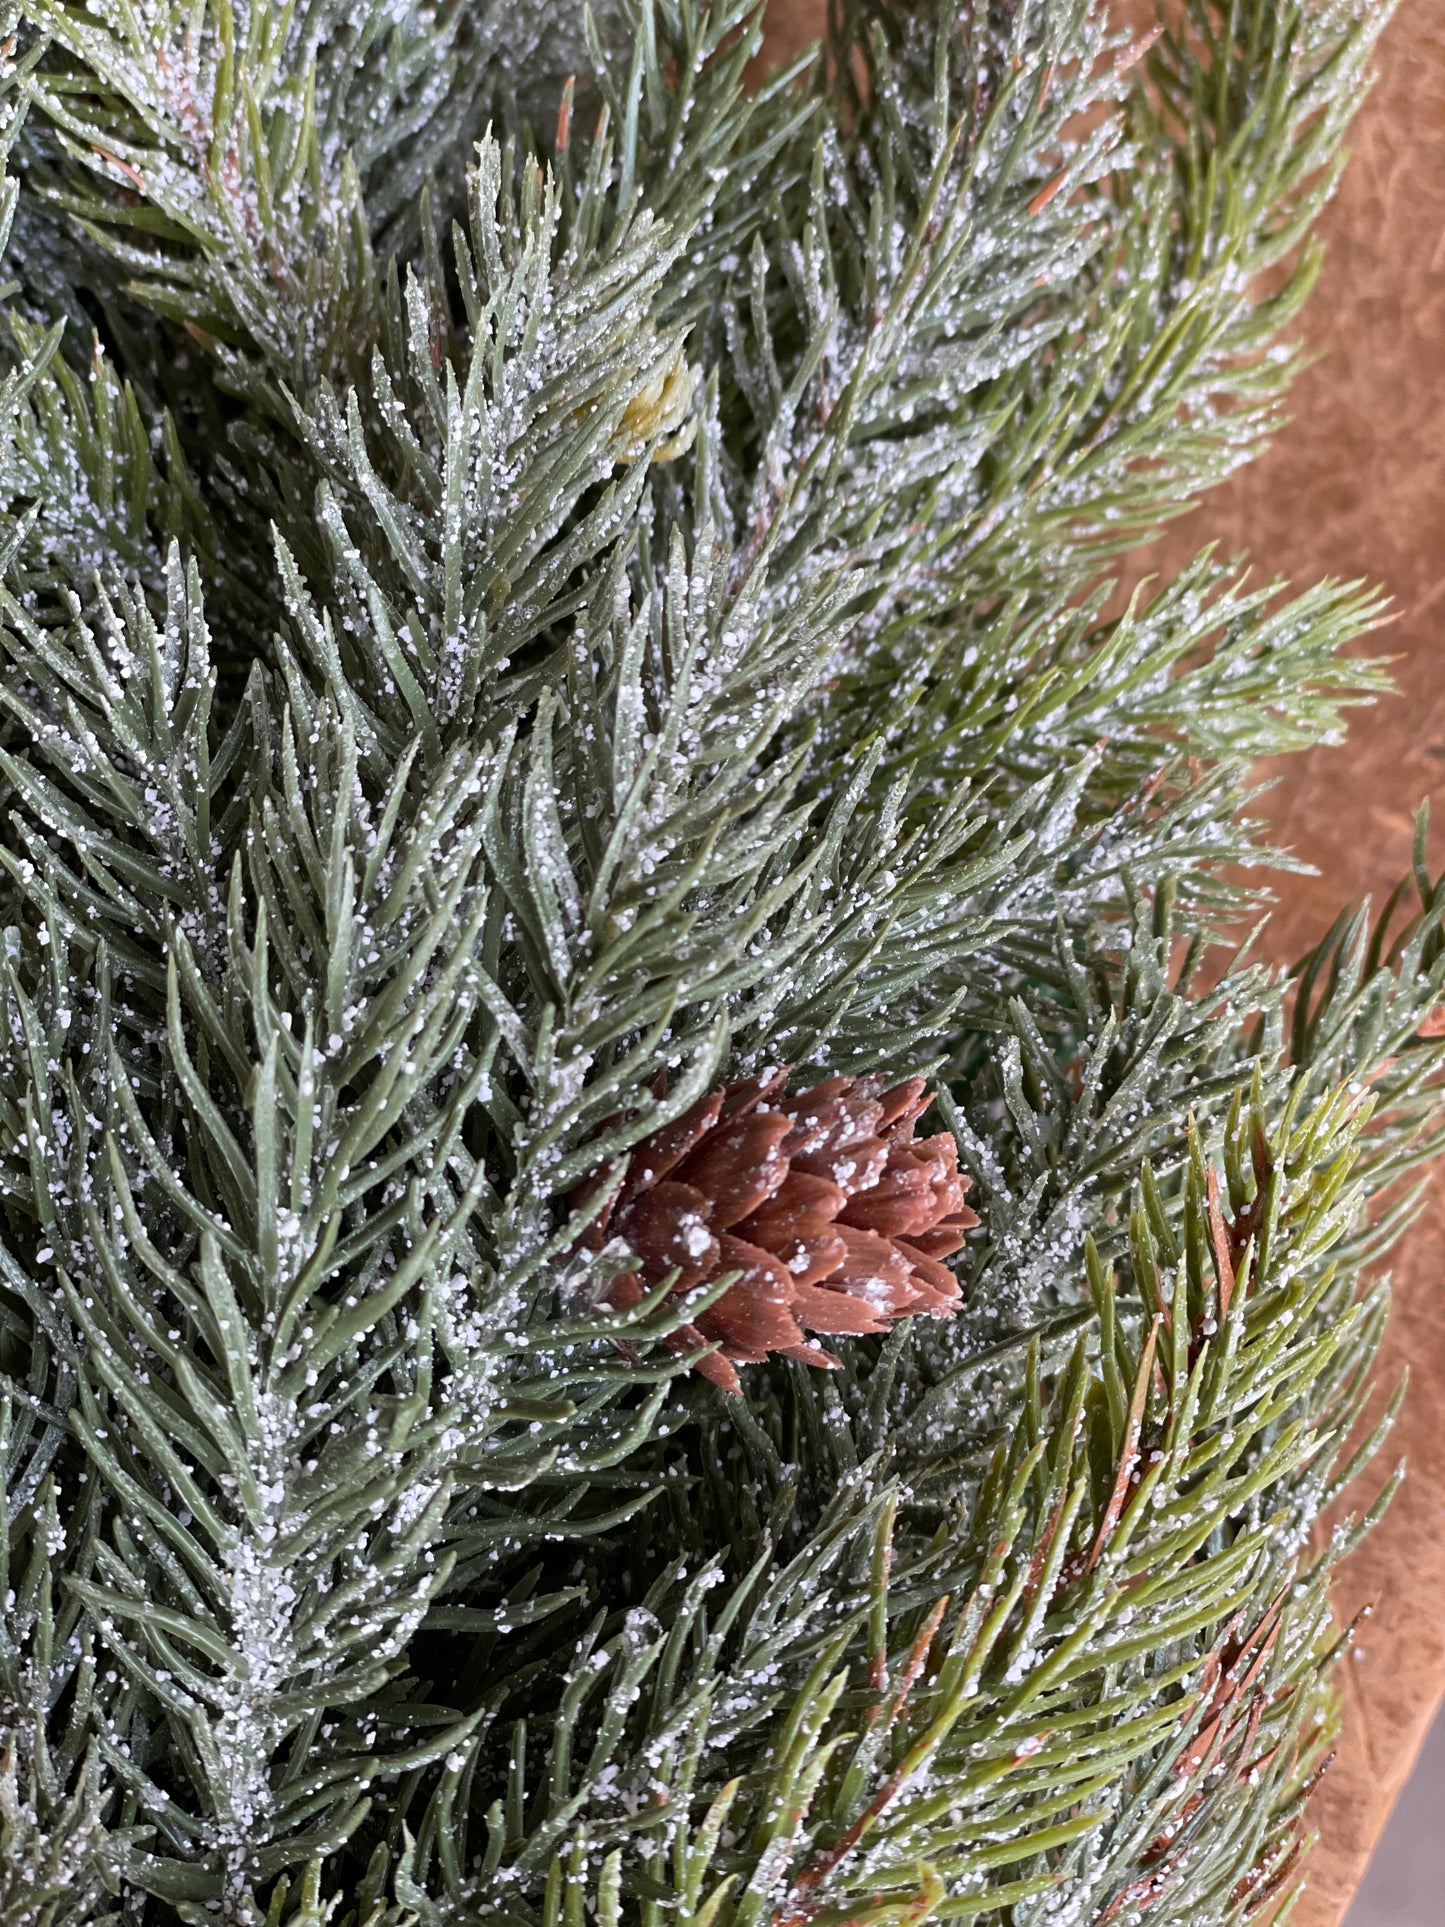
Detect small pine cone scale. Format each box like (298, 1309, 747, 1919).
(585, 1070, 978, 1394)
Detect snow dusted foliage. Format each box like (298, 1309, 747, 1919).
(0, 0, 1440, 1921)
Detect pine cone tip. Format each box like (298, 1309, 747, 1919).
(586, 1068, 977, 1394)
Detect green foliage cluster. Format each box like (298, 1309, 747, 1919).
(0, 0, 1439, 1922)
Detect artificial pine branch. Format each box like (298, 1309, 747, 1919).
(0, 0, 1437, 1921)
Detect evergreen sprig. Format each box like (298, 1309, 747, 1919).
(0, 0, 1434, 1921)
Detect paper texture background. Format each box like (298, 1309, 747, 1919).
(754, 6, 1445, 1919)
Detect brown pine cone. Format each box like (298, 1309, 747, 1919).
(585, 1070, 977, 1394)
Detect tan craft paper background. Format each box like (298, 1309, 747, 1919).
(755, 6, 1445, 1920)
